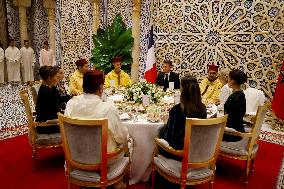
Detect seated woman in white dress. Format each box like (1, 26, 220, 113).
(217, 69, 232, 110)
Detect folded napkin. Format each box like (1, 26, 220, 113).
(120, 113, 131, 120)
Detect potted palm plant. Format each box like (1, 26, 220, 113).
(90, 15, 134, 74)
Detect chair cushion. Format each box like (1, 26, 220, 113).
(221, 138, 258, 156)
(154, 155, 213, 180)
(70, 157, 129, 183)
(35, 133, 61, 145)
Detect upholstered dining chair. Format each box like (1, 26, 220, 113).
(151, 115, 228, 189)
(29, 80, 42, 105)
(219, 104, 269, 184)
(58, 113, 130, 189)
(19, 90, 61, 170)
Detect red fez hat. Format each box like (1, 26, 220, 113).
(208, 64, 219, 72)
(43, 40, 49, 45)
(75, 59, 88, 67)
(113, 57, 122, 63)
(83, 70, 104, 93)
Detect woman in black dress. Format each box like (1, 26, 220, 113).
(54, 66, 71, 111)
(35, 66, 68, 133)
(222, 69, 247, 142)
(159, 75, 207, 160)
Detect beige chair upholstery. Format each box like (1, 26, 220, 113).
(151, 116, 227, 189)
(19, 90, 61, 170)
(219, 104, 268, 183)
(58, 113, 130, 189)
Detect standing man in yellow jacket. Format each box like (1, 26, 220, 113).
(104, 57, 132, 88)
(199, 64, 222, 105)
(69, 59, 89, 96)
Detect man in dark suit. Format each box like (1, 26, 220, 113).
(156, 60, 180, 90)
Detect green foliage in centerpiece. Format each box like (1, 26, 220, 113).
(90, 15, 134, 74)
(123, 82, 165, 104)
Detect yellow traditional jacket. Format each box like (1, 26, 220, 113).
(199, 78, 222, 105)
(69, 70, 83, 95)
(104, 70, 132, 88)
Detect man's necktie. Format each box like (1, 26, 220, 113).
(164, 73, 169, 90)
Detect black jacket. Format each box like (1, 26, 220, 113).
(155, 71, 180, 90)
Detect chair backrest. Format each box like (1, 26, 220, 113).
(244, 88, 266, 115)
(30, 81, 42, 105)
(58, 113, 108, 174)
(19, 90, 36, 133)
(181, 115, 227, 177)
(249, 104, 269, 143)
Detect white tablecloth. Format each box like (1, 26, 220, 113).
(121, 105, 218, 185)
(122, 117, 164, 185)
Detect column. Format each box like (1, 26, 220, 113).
(13, 0, 31, 46)
(43, 0, 56, 52)
(88, 0, 100, 35)
(131, 0, 141, 82)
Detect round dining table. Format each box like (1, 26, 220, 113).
(107, 94, 218, 185)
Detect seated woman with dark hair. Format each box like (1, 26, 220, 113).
(35, 66, 68, 134)
(222, 69, 247, 142)
(159, 75, 207, 160)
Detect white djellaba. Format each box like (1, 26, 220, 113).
(5, 46, 21, 82)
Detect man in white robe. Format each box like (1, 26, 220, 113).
(65, 70, 128, 153)
(0, 43, 4, 84)
(39, 40, 55, 66)
(5, 39, 21, 82)
(20, 40, 35, 82)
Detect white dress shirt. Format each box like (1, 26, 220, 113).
(65, 94, 128, 153)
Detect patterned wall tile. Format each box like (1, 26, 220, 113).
(6, 0, 20, 47)
(60, 0, 93, 79)
(0, 0, 8, 48)
(28, 0, 49, 80)
(153, 0, 284, 100)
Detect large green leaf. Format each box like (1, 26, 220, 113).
(90, 15, 134, 74)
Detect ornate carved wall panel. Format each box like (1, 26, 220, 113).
(60, 0, 93, 78)
(107, 0, 133, 28)
(154, 0, 284, 100)
(28, 0, 49, 79)
(0, 0, 8, 48)
(6, 0, 20, 47)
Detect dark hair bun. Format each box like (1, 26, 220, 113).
(229, 69, 247, 85)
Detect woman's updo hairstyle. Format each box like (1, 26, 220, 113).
(50, 66, 61, 78)
(229, 69, 247, 85)
(39, 66, 53, 81)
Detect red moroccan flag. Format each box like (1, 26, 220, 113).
(271, 60, 284, 120)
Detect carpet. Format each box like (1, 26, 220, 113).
(0, 135, 283, 189)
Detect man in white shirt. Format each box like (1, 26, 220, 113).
(0, 42, 4, 84)
(65, 70, 128, 189)
(39, 40, 55, 66)
(5, 39, 21, 82)
(20, 40, 35, 82)
(65, 70, 128, 153)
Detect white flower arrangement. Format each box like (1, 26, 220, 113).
(123, 82, 165, 104)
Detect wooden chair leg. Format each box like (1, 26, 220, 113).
(210, 180, 214, 189)
(32, 149, 37, 171)
(126, 165, 130, 188)
(151, 167, 156, 189)
(251, 158, 255, 173)
(245, 159, 251, 184)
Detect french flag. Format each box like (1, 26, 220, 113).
(144, 26, 157, 83)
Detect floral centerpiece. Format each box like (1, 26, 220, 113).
(123, 82, 165, 104)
